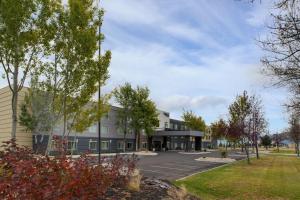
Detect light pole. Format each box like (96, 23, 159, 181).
(98, 0, 102, 164)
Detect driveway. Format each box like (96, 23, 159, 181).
(137, 150, 246, 180)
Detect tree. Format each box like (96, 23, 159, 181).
(229, 91, 252, 163)
(182, 110, 206, 132)
(113, 83, 134, 152)
(288, 113, 300, 157)
(114, 83, 159, 151)
(0, 0, 56, 139)
(260, 0, 300, 110)
(18, 0, 111, 155)
(211, 119, 228, 140)
(249, 95, 268, 159)
(211, 118, 232, 152)
(130, 86, 159, 151)
(272, 133, 285, 152)
(261, 134, 272, 150)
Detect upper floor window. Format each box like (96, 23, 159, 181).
(88, 125, 97, 133)
(174, 124, 178, 130)
(164, 122, 169, 129)
(101, 125, 109, 135)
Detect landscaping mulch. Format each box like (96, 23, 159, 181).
(104, 177, 200, 200)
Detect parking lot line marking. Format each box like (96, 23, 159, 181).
(150, 165, 191, 171)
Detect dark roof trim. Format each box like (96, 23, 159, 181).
(154, 130, 203, 137)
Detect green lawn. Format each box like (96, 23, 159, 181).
(175, 156, 300, 200)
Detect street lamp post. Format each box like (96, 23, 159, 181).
(98, 0, 102, 164)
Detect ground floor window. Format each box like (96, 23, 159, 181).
(68, 139, 78, 150)
(127, 142, 133, 149)
(174, 143, 178, 149)
(101, 141, 109, 150)
(51, 139, 59, 150)
(142, 142, 147, 149)
(89, 140, 97, 150)
(118, 141, 124, 150)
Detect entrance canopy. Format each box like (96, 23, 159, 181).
(154, 130, 204, 137)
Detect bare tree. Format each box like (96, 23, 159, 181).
(250, 95, 268, 159)
(288, 112, 300, 156)
(260, 0, 300, 105)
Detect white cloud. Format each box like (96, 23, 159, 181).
(0, 0, 290, 132)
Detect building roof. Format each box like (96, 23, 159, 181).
(154, 130, 204, 137)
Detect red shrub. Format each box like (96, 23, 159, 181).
(0, 139, 136, 199)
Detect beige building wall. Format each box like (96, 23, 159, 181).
(0, 86, 32, 148)
(203, 126, 212, 142)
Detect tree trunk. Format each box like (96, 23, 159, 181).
(135, 131, 138, 151)
(123, 133, 126, 153)
(245, 141, 250, 164)
(297, 142, 300, 157)
(11, 66, 19, 140)
(45, 130, 54, 156)
(255, 141, 259, 159)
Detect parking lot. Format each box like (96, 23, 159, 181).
(137, 150, 247, 180)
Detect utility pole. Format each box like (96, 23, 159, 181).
(98, 0, 102, 164)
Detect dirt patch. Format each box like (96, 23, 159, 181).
(195, 157, 236, 163)
(104, 177, 200, 200)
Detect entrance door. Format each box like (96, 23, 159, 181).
(195, 137, 202, 151)
(153, 141, 161, 151)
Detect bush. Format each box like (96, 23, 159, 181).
(0, 139, 136, 199)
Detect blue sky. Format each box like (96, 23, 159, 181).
(0, 0, 289, 133)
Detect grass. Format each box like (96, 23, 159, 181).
(175, 156, 300, 200)
(270, 148, 296, 154)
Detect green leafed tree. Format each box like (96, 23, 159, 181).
(261, 134, 272, 150)
(113, 83, 134, 152)
(0, 0, 56, 140)
(18, 0, 111, 155)
(114, 83, 159, 151)
(130, 86, 159, 151)
(182, 110, 206, 132)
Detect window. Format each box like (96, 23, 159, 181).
(101, 125, 109, 135)
(68, 139, 78, 150)
(164, 122, 169, 129)
(117, 128, 124, 136)
(174, 124, 178, 130)
(89, 140, 97, 150)
(51, 139, 59, 150)
(102, 113, 109, 120)
(181, 143, 184, 150)
(118, 141, 124, 150)
(170, 123, 174, 129)
(88, 125, 97, 133)
(101, 141, 109, 150)
(174, 143, 178, 149)
(127, 142, 133, 149)
(128, 129, 133, 135)
(142, 142, 147, 149)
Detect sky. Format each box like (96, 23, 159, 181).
(0, 0, 289, 133)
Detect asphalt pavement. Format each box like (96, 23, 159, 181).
(137, 150, 247, 180)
